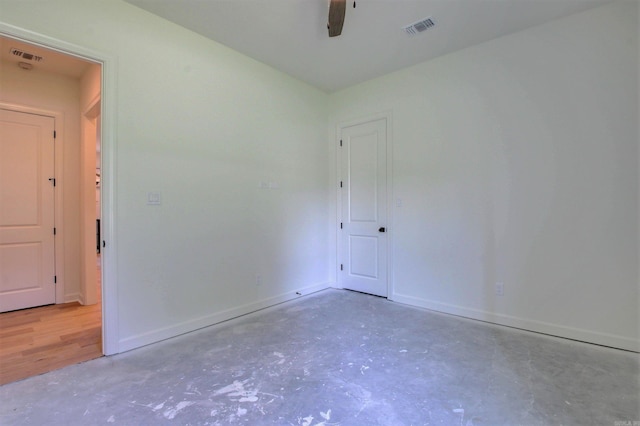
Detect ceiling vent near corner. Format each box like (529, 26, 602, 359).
(10, 47, 44, 62)
(403, 17, 435, 35)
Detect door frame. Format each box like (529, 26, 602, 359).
(0, 23, 119, 355)
(0, 104, 65, 305)
(336, 111, 394, 299)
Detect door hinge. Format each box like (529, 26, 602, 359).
(340, 264, 344, 271)
(53, 227, 56, 235)
(54, 275, 57, 284)
(340, 222, 343, 229)
(339, 140, 343, 147)
(340, 181, 343, 188)
(53, 130, 56, 139)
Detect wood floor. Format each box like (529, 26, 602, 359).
(0, 270, 102, 385)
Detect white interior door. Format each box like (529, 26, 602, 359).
(0, 109, 56, 312)
(339, 117, 388, 297)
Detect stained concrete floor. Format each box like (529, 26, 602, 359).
(0, 289, 638, 425)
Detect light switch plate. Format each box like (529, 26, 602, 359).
(147, 192, 161, 205)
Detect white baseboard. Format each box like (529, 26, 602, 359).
(64, 292, 81, 304)
(118, 281, 332, 353)
(392, 292, 639, 352)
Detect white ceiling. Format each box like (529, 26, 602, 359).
(0, 36, 91, 79)
(125, 0, 610, 93)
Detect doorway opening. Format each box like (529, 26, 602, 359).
(0, 34, 104, 384)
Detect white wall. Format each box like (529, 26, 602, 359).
(0, 61, 83, 302)
(1, 0, 636, 353)
(330, 1, 638, 351)
(0, 0, 331, 352)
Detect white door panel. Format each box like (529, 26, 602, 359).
(0, 109, 56, 312)
(349, 133, 378, 222)
(340, 118, 388, 297)
(349, 235, 378, 279)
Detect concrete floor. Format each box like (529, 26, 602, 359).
(0, 289, 638, 425)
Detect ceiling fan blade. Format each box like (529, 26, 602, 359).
(328, 0, 346, 37)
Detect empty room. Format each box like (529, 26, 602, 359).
(0, 0, 638, 425)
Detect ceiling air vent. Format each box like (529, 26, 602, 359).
(403, 17, 435, 35)
(10, 47, 44, 62)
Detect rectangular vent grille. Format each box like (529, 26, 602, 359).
(403, 17, 435, 35)
(10, 48, 44, 62)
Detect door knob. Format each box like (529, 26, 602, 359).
(378, 227, 386, 233)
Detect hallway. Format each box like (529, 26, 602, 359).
(0, 267, 101, 385)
